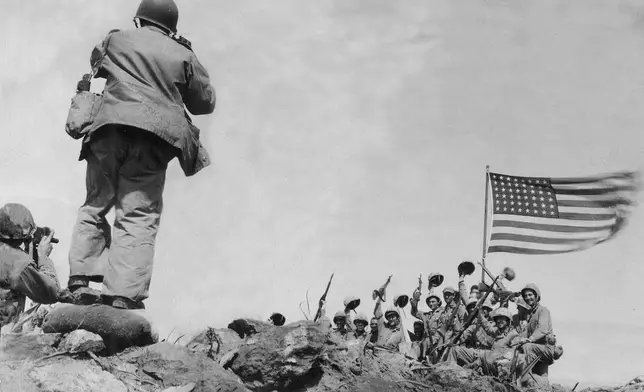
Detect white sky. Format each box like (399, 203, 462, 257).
(1, 0, 643, 387)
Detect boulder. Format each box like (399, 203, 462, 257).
(42, 304, 155, 353)
(59, 329, 105, 353)
(28, 356, 128, 392)
(0, 332, 62, 361)
(118, 342, 251, 392)
(229, 321, 328, 391)
(227, 319, 273, 338)
(186, 327, 243, 361)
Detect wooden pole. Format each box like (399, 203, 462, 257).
(482, 165, 491, 283)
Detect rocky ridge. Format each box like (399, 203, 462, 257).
(0, 315, 640, 392)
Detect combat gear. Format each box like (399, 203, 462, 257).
(135, 0, 179, 33)
(516, 297, 530, 310)
(521, 283, 541, 301)
(269, 312, 286, 326)
(353, 313, 369, 326)
(384, 307, 400, 319)
(457, 261, 475, 276)
(427, 272, 444, 288)
(0, 204, 36, 240)
(333, 310, 346, 323)
(443, 286, 457, 295)
(343, 295, 360, 311)
(426, 291, 442, 307)
(394, 294, 409, 308)
(491, 307, 512, 323)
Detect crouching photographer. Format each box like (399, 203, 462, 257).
(0, 203, 60, 328)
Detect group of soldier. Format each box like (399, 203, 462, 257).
(311, 262, 564, 386)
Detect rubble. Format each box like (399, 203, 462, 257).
(0, 332, 62, 361)
(0, 316, 637, 392)
(59, 329, 105, 353)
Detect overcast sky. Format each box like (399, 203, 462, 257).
(1, 0, 643, 387)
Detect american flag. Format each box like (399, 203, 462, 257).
(487, 171, 641, 255)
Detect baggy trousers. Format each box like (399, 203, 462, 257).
(68, 126, 175, 302)
(445, 346, 483, 367)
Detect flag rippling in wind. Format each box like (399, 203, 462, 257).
(487, 171, 641, 255)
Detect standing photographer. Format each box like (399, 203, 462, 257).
(65, 0, 216, 310)
(0, 203, 60, 328)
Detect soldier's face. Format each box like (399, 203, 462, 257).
(370, 319, 378, 330)
(522, 290, 537, 307)
(355, 321, 367, 332)
(386, 314, 400, 327)
(494, 317, 509, 329)
(413, 323, 424, 336)
(428, 298, 440, 310)
(335, 319, 346, 329)
(443, 292, 454, 304)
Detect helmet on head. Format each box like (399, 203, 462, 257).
(515, 297, 530, 310)
(521, 283, 541, 301)
(426, 291, 442, 307)
(332, 311, 346, 323)
(353, 313, 368, 326)
(482, 298, 494, 311)
(491, 307, 512, 323)
(442, 286, 456, 296)
(269, 312, 286, 326)
(135, 0, 179, 33)
(0, 203, 36, 241)
(384, 307, 400, 319)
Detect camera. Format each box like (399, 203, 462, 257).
(33, 226, 59, 246)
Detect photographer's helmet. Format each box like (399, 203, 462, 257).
(135, 0, 179, 33)
(0, 203, 36, 241)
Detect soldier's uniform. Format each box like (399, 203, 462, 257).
(0, 204, 60, 329)
(515, 284, 561, 378)
(439, 286, 466, 341)
(377, 307, 405, 351)
(67, 0, 216, 309)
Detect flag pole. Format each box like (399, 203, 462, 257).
(482, 165, 490, 284)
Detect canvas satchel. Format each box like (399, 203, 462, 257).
(65, 31, 118, 140)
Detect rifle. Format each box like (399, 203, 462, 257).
(313, 273, 334, 322)
(372, 274, 393, 302)
(431, 275, 501, 359)
(417, 274, 422, 295)
(478, 262, 518, 307)
(439, 294, 463, 338)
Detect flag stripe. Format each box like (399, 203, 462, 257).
(488, 170, 640, 255)
(490, 233, 610, 245)
(557, 212, 615, 221)
(490, 226, 613, 240)
(488, 239, 602, 252)
(557, 199, 634, 208)
(558, 206, 614, 215)
(551, 186, 637, 196)
(487, 246, 585, 255)
(492, 219, 616, 233)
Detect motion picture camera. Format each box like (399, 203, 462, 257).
(32, 226, 59, 246)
